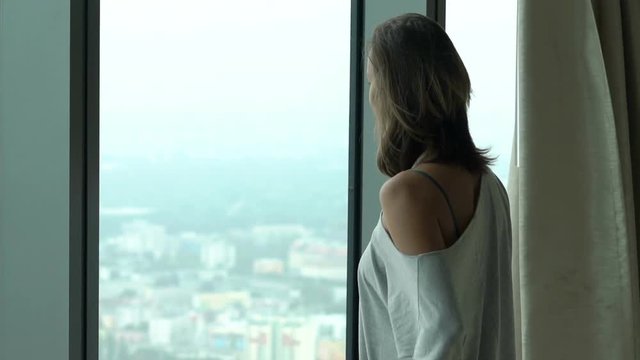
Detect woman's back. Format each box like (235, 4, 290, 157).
(357, 168, 515, 359)
(360, 12, 515, 359)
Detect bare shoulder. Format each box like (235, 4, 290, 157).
(379, 170, 446, 256)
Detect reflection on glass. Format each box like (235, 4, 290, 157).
(99, 1, 350, 359)
(446, 1, 517, 185)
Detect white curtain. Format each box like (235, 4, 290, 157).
(510, 0, 640, 359)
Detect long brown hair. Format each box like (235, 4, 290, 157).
(368, 13, 495, 177)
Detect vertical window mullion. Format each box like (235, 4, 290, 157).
(86, 0, 100, 358)
(426, 0, 446, 28)
(347, 0, 365, 357)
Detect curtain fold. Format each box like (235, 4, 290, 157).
(510, 0, 640, 359)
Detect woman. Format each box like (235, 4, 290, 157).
(357, 13, 515, 359)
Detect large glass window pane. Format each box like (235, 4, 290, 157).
(446, 1, 517, 185)
(99, 1, 350, 359)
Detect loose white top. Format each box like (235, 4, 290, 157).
(357, 169, 515, 359)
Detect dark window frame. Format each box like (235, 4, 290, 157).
(69, 0, 99, 359)
(427, 0, 447, 28)
(70, 1, 445, 359)
(347, 0, 364, 358)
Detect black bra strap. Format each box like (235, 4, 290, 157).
(410, 169, 461, 237)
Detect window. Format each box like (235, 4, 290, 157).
(99, 1, 351, 359)
(446, 0, 517, 185)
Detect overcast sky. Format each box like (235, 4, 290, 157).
(100, 0, 515, 175)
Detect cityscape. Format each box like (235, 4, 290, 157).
(99, 156, 349, 360)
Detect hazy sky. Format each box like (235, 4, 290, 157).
(101, 0, 350, 160)
(101, 0, 515, 174)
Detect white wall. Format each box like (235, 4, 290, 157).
(0, 0, 70, 358)
(361, 1, 427, 247)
